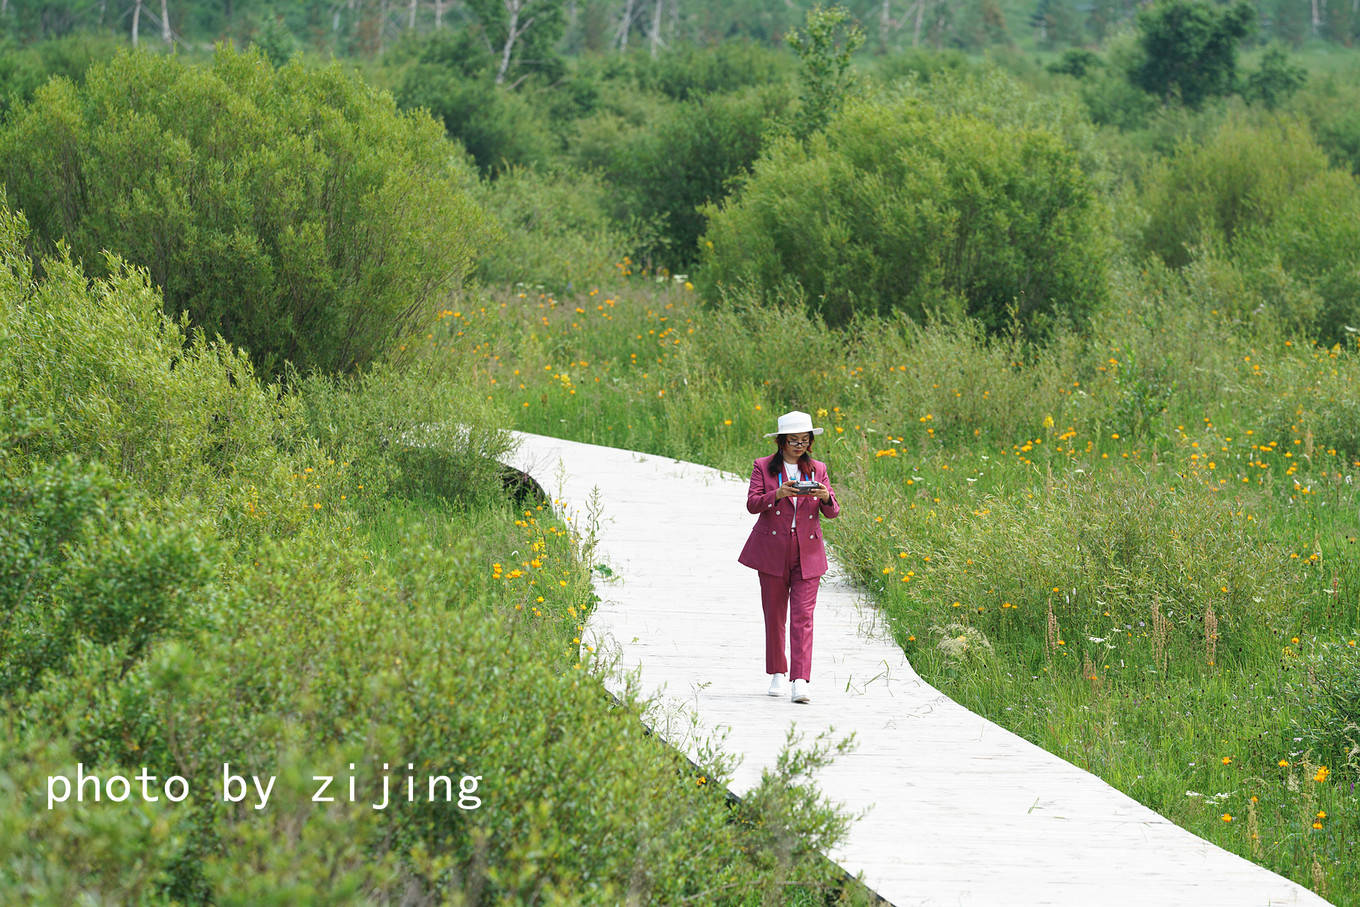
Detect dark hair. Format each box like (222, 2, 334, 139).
(768, 433, 815, 475)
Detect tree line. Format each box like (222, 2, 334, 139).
(4, 0, 1357, 60)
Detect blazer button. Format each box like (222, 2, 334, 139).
(775, 510, 780, 515)
(771, 530, 776, 535)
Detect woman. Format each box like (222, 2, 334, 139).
(737, 410, 841, 704)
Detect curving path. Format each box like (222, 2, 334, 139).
(503, 429, 1330, 907)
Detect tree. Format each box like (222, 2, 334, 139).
(0, 46, 491, 377)
(785, 4, 864, 139)
(1243, 46, 1306, 109)
(1030, 0, 1083, 49)
(464, 0, 566, 85)
(699, 92, 1109, 335)
(1130, 0, 1255, 109)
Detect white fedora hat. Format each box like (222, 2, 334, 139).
(764, 410, 824, 438)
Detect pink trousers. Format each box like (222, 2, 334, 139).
(758, 527, 820, 682)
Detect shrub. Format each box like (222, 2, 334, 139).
(571, 82, 793, 268)
(297, 342, 513, 509)
(698, 91, 1109, 336)
(640, 85, 790, 266)
(630, 39, 794, 102)
(1129, 0, 1255, 110)
(469, 164, 635, 291)
(0, 198, 308, 509)
(871, 47, 972, 86)
(0, 44, 491, 378)
(1242, 47, 1307, 110)
(1138, 116, 1360, 342)
(392, 29, 560, 174)
(1287, 64, 1360, 176)
(0, 32, 123, 121)
(0, 454, 216, 698)
(1139, 117, 1333, 269)
(1047, 48, 1105, 78)
(1073, 29, 1160, 131)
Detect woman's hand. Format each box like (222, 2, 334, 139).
(812, 483, 830, 502)
(775, 481, 798, 500)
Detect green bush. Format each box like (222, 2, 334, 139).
(1047, 48, 1105, 78)
(573, 82, 792, 267)
(630, 39, 794, 101)
(298, 341, 513, 508)
(1287, 63, 1360, 175)
(0, 32, 123, 121)
(1129, 0, 1255, 110)
(1242, 47, 1307, 110)
(871, 47, 972, 86)
(392, 29, 560, 174)
(1139, 117, 1333, 269)
(470, 164, 635, 291)
(0, 44, 491, 378)
(0, 199, 309, 513)
(698, 91, 1109, 335)
(0, 454, 216, 698)
(1138, 116, 1360, 342)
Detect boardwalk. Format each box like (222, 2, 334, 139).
(502, 430, 1330, 907)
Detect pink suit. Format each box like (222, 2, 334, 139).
(737, 453, 841, 681)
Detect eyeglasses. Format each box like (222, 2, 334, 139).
(784, 436, 812, 448)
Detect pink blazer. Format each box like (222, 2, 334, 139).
(738, 453, 841, 578)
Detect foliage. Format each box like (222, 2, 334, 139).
(1285, 63, 1360, 176)
(296, 343, 512, 508)
(469, 164, 635, 291)
(0, 195, 860, 904)
(250, 13, 300, 66)
(699, 90, 1109, 337)
(786, 3, 866, 139)
(1243, 47, 1307, 110)
(464, 0, 567, 85)
(628, 39, 794, 102)
(0, 31, 122, 121)
(1138, 116, 1360, 343)
(870, 47, 972, 85)
(0, 454, 216, 698)
(1129, 0, 1255, 109)
(1048, 48, 1104, 78)
(1068, 29, 1158, 131)
(1290, 640, 1360, 786)
(0, 203, 307, 509)
(395, 44, 559, 172)
(572, 81, 793, 267)
(0, 44, 490, 378)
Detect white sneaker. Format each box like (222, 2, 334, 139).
(768, 673, 786, 697)
(791, 679, 810, 703)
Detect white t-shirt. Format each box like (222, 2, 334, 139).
(783, 459, 803, 513)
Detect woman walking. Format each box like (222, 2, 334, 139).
(738, 411, 841, 703)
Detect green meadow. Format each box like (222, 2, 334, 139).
(3, 1, 1360, 902)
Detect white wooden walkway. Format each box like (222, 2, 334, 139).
(503, 430, 1330, 907)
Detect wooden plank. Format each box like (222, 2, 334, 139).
(503, 430, 1329, 906)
